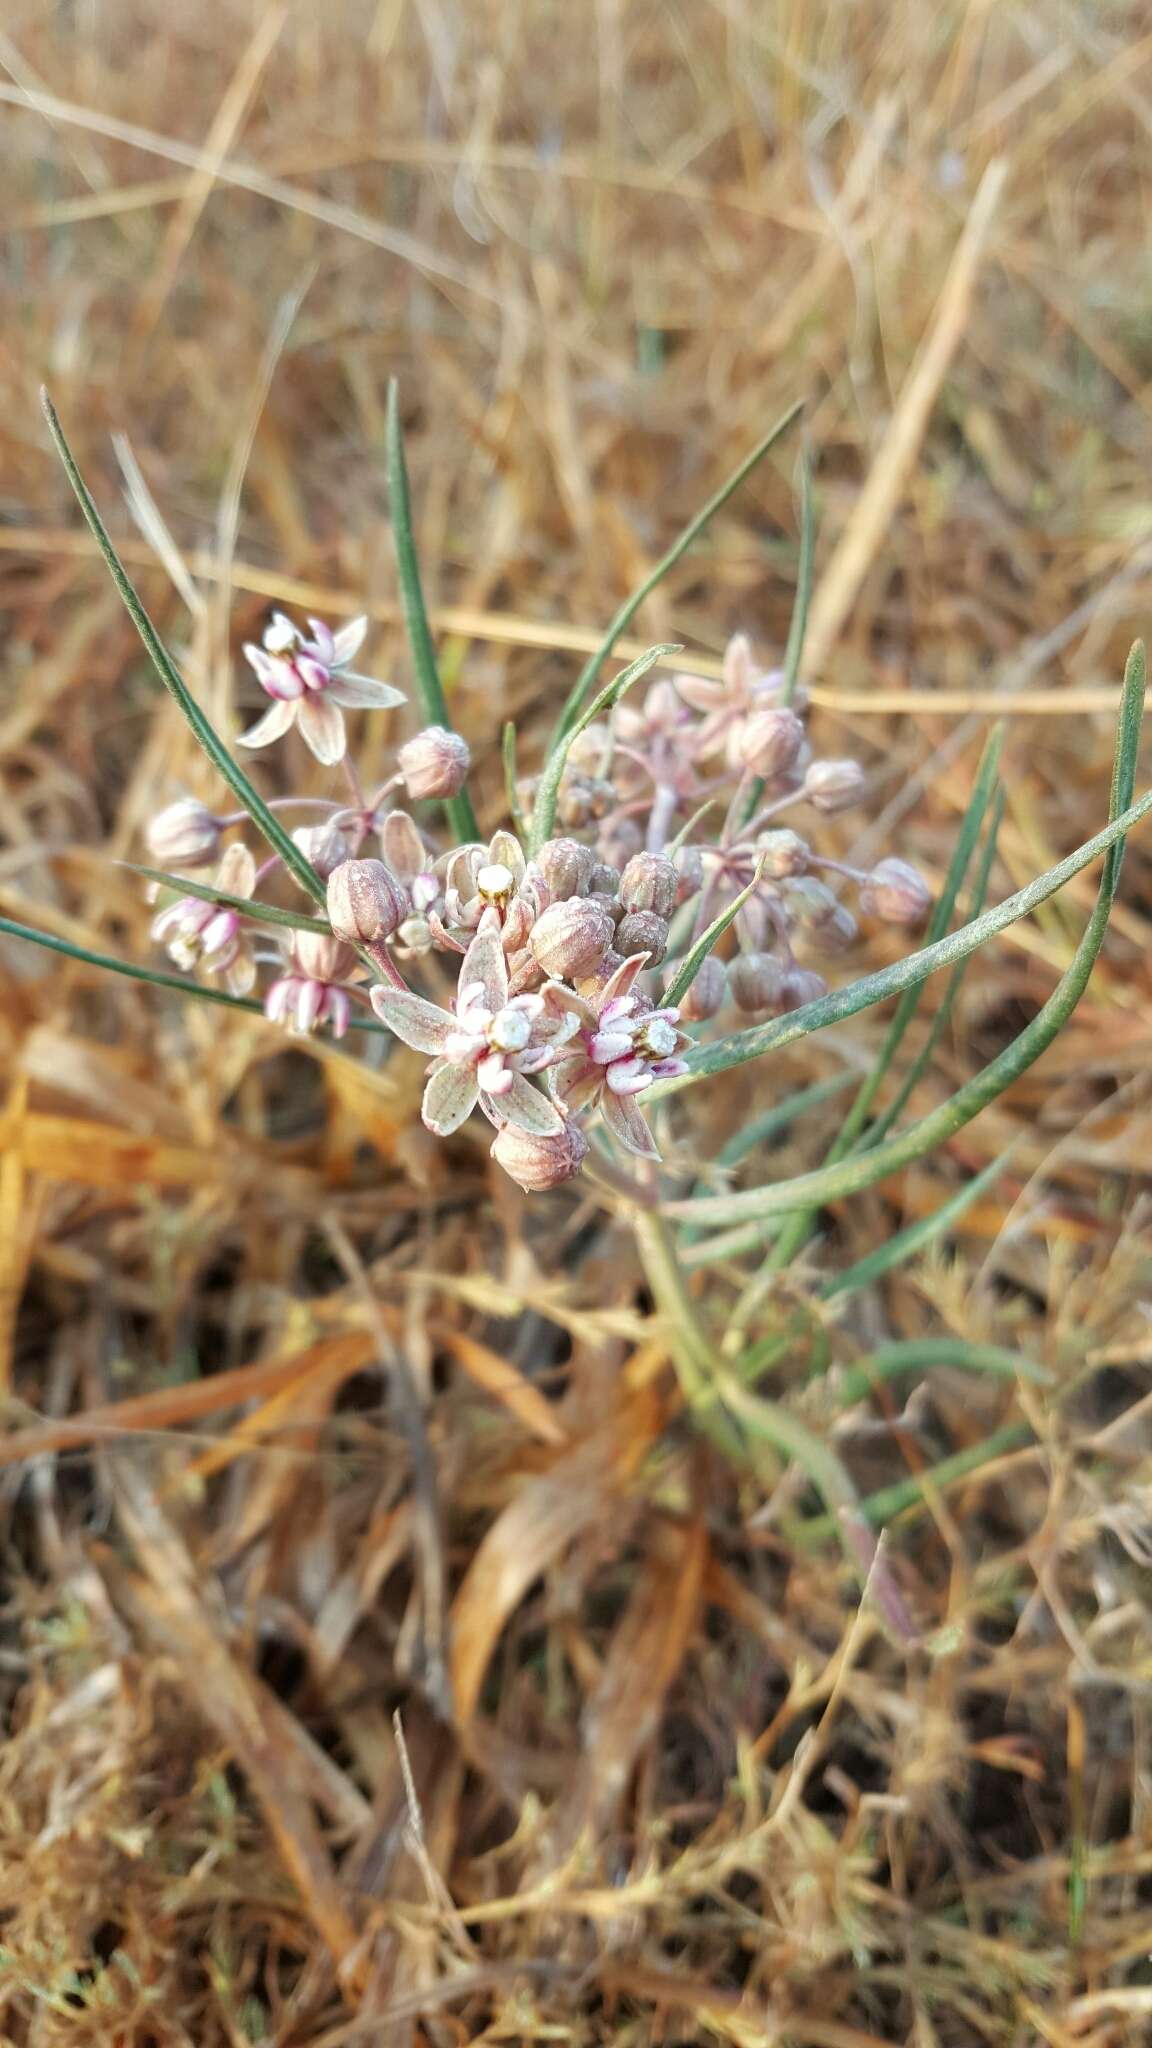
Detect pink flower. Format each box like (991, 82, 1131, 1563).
(546, 953, 690, 1159)
(264, 932, 359, 1039)
(377, 810, 443, 955)
(150, 842, 257, 995)
(674, 632, 790, 761)
(370, 911, 575, 1138)
(237, 612, 405, 766)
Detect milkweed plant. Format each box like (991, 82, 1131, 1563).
(8, 386, 1150, 1541)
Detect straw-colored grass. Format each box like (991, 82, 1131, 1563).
(2, 2, 1152, 2041)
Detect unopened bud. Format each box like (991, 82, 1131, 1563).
(536, 836, 596, 901)
(326, 859, 408, 944)
(674, 844, 704, 899)
(145, 798, 222, 868)
(558, 770, 613, 827)
(529, 896, 614, 980)
(292, 931, 358, 983)
(492, 1116, 589, 1192)
(784, 877, 841, 926)
(616, 909, 669, 966)
(859, 857, 932, 927)
(731, 951, 785, 1014)
(588, 861, 620, 898)
(678, 955, 727, 1021)
(804, 758, 866, 814)
(779, 965, 828, 1012)
(756, 829, 810, 878)
(800, 903, 858, 955)
(398, 725, 471, 800)
(619, 852, 678, 920)
(738, 706, 805, 779)
(293, 820, 353, 880)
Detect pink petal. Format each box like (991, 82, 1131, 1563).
(296, 693, 347, 765)
(595, 953, 649, 1014)
(264, 976, 297, 1024)
(370, 988, 454, 1053)
(217, 842, 257, 898)
(296, 654, 331, 694)
(236, 698, 297, 749)
(306, 618, 336, 661)
(459, 921, 508, 1014)
(499, 1071, 564, 1136)
(514, 1046, 554, 1076)
(325, 988, 351, 1038)
(606, 1057, 651, 1096)
(477, 1052, 511, 1094)
(601, 1088, 661, 1159)
(332, 615, 369, 666)
(294, 980, 323, 1034)
(245, 645, 303, 699)
(379, 810, 427, 882)
(589, 1029, 634, 1066)
(422, 1060, 479, 1136)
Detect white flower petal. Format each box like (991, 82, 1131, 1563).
(423, 1060, 479, 1135)
(459, 922, 508, 1014)
(370, 988, 454, 1053)
(497, 1072, 565, 1136)
(236, 698, 296, 749)
(296, 693, 347, 765)
(601, 1088, 660, 1158)
(332, 615, 368, 666)
(327, 672, 406, 710)
(217, 841, 257, 898)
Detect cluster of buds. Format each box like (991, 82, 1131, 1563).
(144, 611, 929, 1191)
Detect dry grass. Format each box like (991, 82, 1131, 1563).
(2, 2, 1152, 2042)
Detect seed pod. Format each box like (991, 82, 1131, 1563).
(678, 955, 727, 1021)
(327, 859, 409, 944)
(738, 706, 806, 779)
(779, 964, 828, 1011)
(756, 829, 810, 878)
(616, 910, 669, 966)
(145, 798, 222, 868)
(860, 857, 932, 927)
(536, 836, 597, 901)
(398, 725, 471, 800)
(292, 931, 358, 983)
(529, 896, 615, 980)
(730, 950, 785, 1013)
(292, 820, 354, 879)
(492, 1117, 589, 1192)
(619, 851, 678, 920)
(804, 758, 866, 814)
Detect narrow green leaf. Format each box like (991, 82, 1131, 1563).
(819, 1148, 1012, 1300)
(127, 865, 332, 935)
(550, 398, 804, 745)
(0, 912, 388, 1032)
(662, 858, 765, 1009)
(780, 443, 815, 707)
(832, 1336, 1050, 1407)
(529, 642, 679, 854)
(795, 1422, 1034, 1544)
(502, 721, 528, 843)
(664, 642, 1147, 1226)
(40, 391, 326, 906)
(384, 380, 479, 844)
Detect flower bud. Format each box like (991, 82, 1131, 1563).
(575, 949, 625, 1000)
(779, 965, 828, 1012)
(536, 836, 596, 901)
(327, 859, 408, 944)
(756, 829, 810, 878)
(588, 861, 620, 898)
(731, 951, 785, 1013)
(803, 758, 866, 814)
(565, 721, 612, 772)
(558, 770, 613, 827)
(784, 877, 841, 926)
(674, 844, 704, 899)
(292, 931, 358, 983)
(529, 896, 615, 980)
(738, 706, 806, 779)
(492, 1117, 589, 1192)
(859, 857, 932, 927)
(398, 725, 471, 800)
(293, 820, 354, 880)
(677, 955, 727, 1022)
(145, 798, 222, 868)
(798, 904, 858, 956)
(616, 910, 669, 966)
(619, 852, 678, 920)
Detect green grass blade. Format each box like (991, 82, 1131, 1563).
(832, 1336, 1050, 1407)
(664, 642, 1146, 1226)
(662, 858, 765, 1009)
(127, 865, 332, 935)
(550, 399, 804, 746)
(529, 642, 678, 854)
(651, 662, 1149, 1101)
(819, 1149, 1013, 1300)
(384, 380, 479, 844)
(40, 391, 326, 907)
(795, 1421, 1035, 1544)
(0, 912, 388, 1032)
(780, 443, 815, 707)
(502, 720, 528, 842)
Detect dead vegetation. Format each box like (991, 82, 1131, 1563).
(2, 2, 1152, 2041)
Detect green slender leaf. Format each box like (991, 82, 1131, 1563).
(529, 643, 679, 854)
(662, 858, 765, 1009)
(664, 642, 1146, 1226)
(502, 721, 528, 842)
(680, 1073, 858, 1259)
(651, 719, 1151, 1099)
(384, 380, 479, 844)
(0, 913, 388, 1032)
(819, 1149, 1013, 1299)
(795, 1422, 1034, 1544)
(832, 1336, 1050, 1407)
(781, 443, 815, 707)
(127, 865, 332, 935)
(550, 398, 804, 745)
(40, 391, 326, 906)
(866, 785, 1005, 1147)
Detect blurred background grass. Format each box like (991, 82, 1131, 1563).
(3, 3, 1152, 2043)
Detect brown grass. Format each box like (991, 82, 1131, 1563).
(2, 2, 1152, 2042)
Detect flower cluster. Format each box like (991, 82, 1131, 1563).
(145, 613, 929, 1191)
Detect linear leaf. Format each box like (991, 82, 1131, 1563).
(127, 865, 331, 935)
(662, 858, 765, 1009)
(819, 1149, 1013, 1299)
(529, 642, 678, 853)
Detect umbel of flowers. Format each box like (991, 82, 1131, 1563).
(146, 615, 930, 1192)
